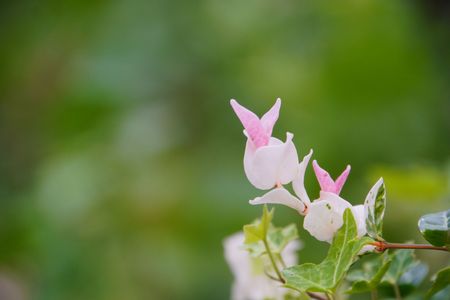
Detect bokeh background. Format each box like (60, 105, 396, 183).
(0, 0, 449, 299)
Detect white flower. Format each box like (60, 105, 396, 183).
(248, 150, 313, 214)
(300, 161, 367, 242)
(231, 99, 299, 190)
(223, 232, 301, 300)
(303, 192, 367, 242)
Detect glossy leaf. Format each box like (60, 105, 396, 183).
(418, 209, 450, 248)
(346, 253, 392, 293)
(426, 266, 450, 299)
(283, 209, 373, 293)
(364, 178, 386, 240)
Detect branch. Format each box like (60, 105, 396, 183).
(372, 241, 449, 252)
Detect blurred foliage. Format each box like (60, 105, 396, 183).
(0, 0, 448, 299)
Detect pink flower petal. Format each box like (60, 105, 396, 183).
(230, 99, 269, 148)
(260, 98, 281, 136)
(312, 160, 337, 193)
(312, 160, 351, 195)
(334, 165, 351, 195)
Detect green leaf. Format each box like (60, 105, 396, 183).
(243, 206, 298, 258)
(426, 266, 450, 300)
(267, 223, 298, 254)
(346, 253, 392, 293)
(282, 209, 373, 293)
(243, 205, 274, 244)
(382, 249, 417, 285)
(418, 209, 450, 248)
(245, 223, 298, 257)
(364, 178, 386, 240)
(398, 261, 428, 288)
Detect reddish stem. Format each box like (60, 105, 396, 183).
(372, 241, 449, 252)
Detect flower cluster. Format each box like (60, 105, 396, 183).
(230, 98, 367, 242)
(223, 232, 301, 300)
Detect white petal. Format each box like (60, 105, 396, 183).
(292, 149, 313, 206)
(282, 240, 302, 266)
(303, 193, 352, 242)
(249, 188, 306, 214)
(244, 133, 299, 190)
(351, 204, 367, 238)
(223, 232, 250, 280)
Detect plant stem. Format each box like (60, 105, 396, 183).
(393, 283, 402, 300)
(371, 289, 378, 300)
(277, 253, 287, 268)
(263, 238, 284, 283)
(307, 292, 327, 300)
(372, 241, 449, 252)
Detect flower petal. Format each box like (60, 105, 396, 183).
(292, 149, 313, 206)
(260, 98, 281, 136)
(312, 160, 337, 193)
(230, 99, 269, 148)
(244, 133, 299, 190)
(334, 165, 351, 195)
(312, 160, 351, 195)
(249, 188, 306, 214)
(303, 192, 352, 242)
(283, 239, 302, 266)
(223, 232, 290, 300)
(351, 204, 367, 238)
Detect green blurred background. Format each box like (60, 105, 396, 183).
(0, 0, 449, 299)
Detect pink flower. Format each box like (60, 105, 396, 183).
(231, 99, 299, 190)
(304, 160, 366, 242)
(312, 160, 351, 195)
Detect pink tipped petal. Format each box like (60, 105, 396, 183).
(260, 98, 281, 136)
(292, 149, 313, 206)
(230, 99, 269, 148)
(312, 160, 336, 193)
(249, 188, 306, 215)
(334, 165, 351, 194)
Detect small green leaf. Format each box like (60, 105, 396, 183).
(245, 223, 298, 257)
(346, 254, 392, 294)
(243, 206, 298, 258)
(364, 178, 386, 240)
(243, 205, 274, 244)
(268, 223, 298, 253)
(282, 209, 373, 293)
(426, 266, 450, 299)
(418, 209, 450, 248)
